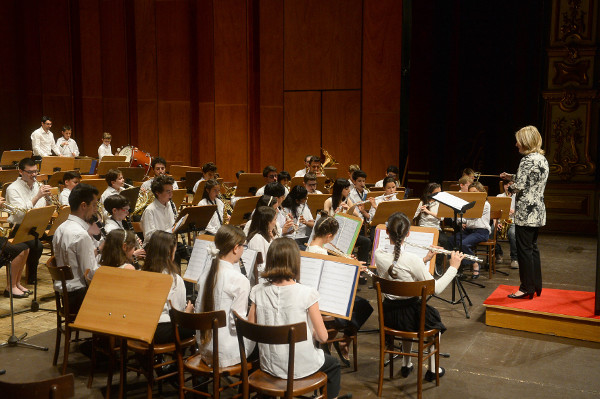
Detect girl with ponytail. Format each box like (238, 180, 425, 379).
(374, 212, 464, 381)
(195, 225, 255, 367)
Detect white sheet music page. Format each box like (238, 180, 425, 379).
(332, 214, 360, 254)
(237, 247, 258, 274)
(299, 256, 324, 290)
(318, 260, 358, 317)
(432, 191, 469, 210)
(403, 231, 435, 268)
(172, 213, 188, 233)
(183, 239, 213, 281)
(376, 229, 395, 254)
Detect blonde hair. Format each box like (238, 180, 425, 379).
(348, 164, 360, 173)
(102, 132, 112, 140)
(515, 125, 544, 155)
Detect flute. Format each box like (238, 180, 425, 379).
(352, 192, 398, 206)
(404, 241, 483, 263)
(123, 182, 135, 189)
(325, 243, 378, 277)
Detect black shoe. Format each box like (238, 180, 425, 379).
(424, 367, 445, 382)
(507, 291, 534, 299)
(4, 290, 29, 299)
(401, 364, 414, 378)
(337, 394, 352, 399)
(535, 289, 542, 297)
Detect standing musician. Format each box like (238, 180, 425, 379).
(98, 132, 113, 160)
(197, 178, 226, 235)
(59, 171, 81, 206)
(304, 173, 323, 194)
(500, 125, 549, 299)
(55, 125, 80, 157)
(6, 158, 52, 284)
(140, 157, 179, 192)
(30, 116, 62, 159)
(294, 154, 313, 177)
(374, 165, 400, 188)
(192, 162, 217, 193)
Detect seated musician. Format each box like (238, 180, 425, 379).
(192, 162, 217, 193)
(0, 199, 30, 298)
(103, 194, 145, 259)
(97, 132, 113, 160)
(369, 176, 400, 222)
(6, 158, 52, 284)
(496, 180, 518, 268)
(306, 155, 323, 176)
(30, 116, 62, 159)
(98, 230, 137, 270)
(293, 154, 313, 177)
(304, 172, 323, 194)
(349, 170, 370, 209)
(197, 179, 225, 235)
(280, 185, 314, 243)
(458, 175, 471, 192)
(374, 212, 464, 381)
(58, 171, 81, 206)
(52, 183, 100, 313)
(413, 182, 450, 248)
(255, 165, 288, 197)
(140, 175, 176, 243)
(456, 182, 491, 279)
(374, 165, 400, 188)
(100, 169, 125, 205)
(140, 157, 179, 192)
(142, 231, 194, 344)
(243, 194, 280, 236)
(55, 125, 80, 157)
(195, 225, 255, 367)
(277, 170, 291, 189)
(461, 167, 476, 183)
(347, 164, 360, 189)
(246, 206, 277, 286)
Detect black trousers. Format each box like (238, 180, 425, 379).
(515, 225, 542, 294)
(319, 353, 341, 398)
(153, 321, 194, 344)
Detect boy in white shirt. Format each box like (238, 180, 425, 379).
(59, 171, 81, 206)
(56, 125, 80, 157)
(98, 132, 113, 160)
(374, 165, 400, 187)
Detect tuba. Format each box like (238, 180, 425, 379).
(320, 148, 339, 190)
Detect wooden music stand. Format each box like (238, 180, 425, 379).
(306, 194, 330, 219)
(0, 170, 20, 185)
(175, 205, 218, 234)
(80, 179, 108, 195)
(488, 197, 512, 221)
(170, 165, 202, 181)
(100, 155, 127, 162)
(191, 178, 224, 204)
(368, 198, 420, 226)
(172, 189, 187, 210)
(47, 171, 73, 187)
(1, 150, 32, 167)
(71, 267, 172, 397)
(45, 206, 70, 236)
(120, 187, 141, 210)
(289, 175, 327, 192)
(235, 173, 265, 197)
(323, 167, 337, 180)
(185, 171, 204, 192)
(96, 161, 130, 176)
(436, 191, 486, 219)
(118, 167, 146, 182)
(40, 156, 75, 175)
(228, 196, 260, 226)
(73, 158, 94, 174)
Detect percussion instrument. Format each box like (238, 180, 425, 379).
(117, 146, 152, 175)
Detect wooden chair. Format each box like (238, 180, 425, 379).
(45, 258, 81, 375)
(0, 373, 75, 398)
(232, 310, 328, 399)
(170, 307, 248, 398)
(475, 209, 502, 278)
(374, 277, 441, 399)
(321, 315, 358, 371)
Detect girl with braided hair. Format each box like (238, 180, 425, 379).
(374, 212, 464, 381)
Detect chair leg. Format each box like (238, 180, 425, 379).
(352, 335, 358, 372)
(377, 343, 385, 396)
(87, 336, 97, 388)
(146, 351, 154, 399)
(53, 325, 61, 366)
(61, 327, 72, 375)
(417, 344, 423, 399)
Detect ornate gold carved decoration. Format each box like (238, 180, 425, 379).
(558, 90, 579, 111)
(552, 59, 590, 85)
(549, 116, 595, 179)
(560, 0, 586, 40)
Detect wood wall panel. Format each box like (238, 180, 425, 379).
(81, 98, 104, 157)
(361, 0, 403, 179)
(198, 103, 216, 163)
(215, 106, 248, 178)
(259, 0, 284, 170)
(0, 1, 20, 149)
(284, 0, 362, 91)
(158, 102, 190, 163)
(322, 91, 362, 179)
(283, 92, 321, 173)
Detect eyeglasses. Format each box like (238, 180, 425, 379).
(22, 169, 39, 175)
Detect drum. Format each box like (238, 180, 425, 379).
(117, 145, 152, 174)
(117, 146, 134, 162)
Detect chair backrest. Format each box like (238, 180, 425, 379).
(232, 310, 307, 398)
(46, 257, 75, 320)
(0, 373, 75, 398)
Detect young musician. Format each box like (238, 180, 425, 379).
(197, 179, 226, 235)
(349, 170, 370, 208)
(369, 176, 398, 221)
(6, 158, 52, 283)
(55, 125, 80, 157)
(496, 180, 518, 268)
(375, 212, 464, 381)
(294, 154, 313, 177)
(458, 175, 471, 192)
(458, 182, 491, 279)
(59, 171, 81, 206)
(103, 194, 145, 258)
(255, 166, 288, 196)
(100, 169, 125, 205)
(277, 171, 291, 189)
(98, 132, 113, 160)
(246, 206, 277, 286)
(99, 230, 137, 270)
(374, 165, 400, 187)
(31, 116, 61, 158)
(413, 182, 451, 247)
(304, 173, 323, 194)
(196, 225, 255, 366)
(307, 216, 373, 364)
(140, 175, 176, 242)
(142, 230, 194, 343)
(347, 165, 360, 188)
(53, 183, 100, 313)
(280, 185, 314, 240)
(248, 238, 344, 399)
(307, 155, 323, 176)
(242, 183, 290, 237)
(140, 157, 179, 192)
(0, 199, 30, 298)
(192, 162, 217, 193)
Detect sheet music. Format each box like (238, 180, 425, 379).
(403, 231, 435, 268)
(238, 247, 258, 273)
(332, 214, 361, 254)
(172, 213, 188, 233)
(183, 238, 213, 281)
(376, 229, 395, 254)
(432, 191, 468, 210)
(318, 260, 358, 316)
(299, 256, 324, 290)
(306, 213, 322, 246)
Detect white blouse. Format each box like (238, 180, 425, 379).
(247, 233, 271, 287)
(159, 271, 186, 324)
(249, 282, 325, 379)
(413, 201, 442, 230)
(198, 198, 225, 235)
(281, 205, 313, 238)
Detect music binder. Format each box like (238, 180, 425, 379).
(433, 191, 481, 217)
(306, 212, 363, 255)
(299, 251, 360, 320)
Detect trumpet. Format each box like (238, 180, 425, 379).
(38, 181, 61, 209)
(352, 192, 398, 206)
(404, 241, 483, 263)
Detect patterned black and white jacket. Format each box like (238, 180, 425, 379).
(511, 152, 549, 227)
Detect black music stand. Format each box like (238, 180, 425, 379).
(175, 205, 218, 237)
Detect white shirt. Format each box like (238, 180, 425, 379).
(159, 272, 186, 323)
(374, 179, 400, 188)
(53, 215, 99, 292)
(56, 137, 80, 157)
(98, 144, 112, 160)
(141, 178, 178, 192)
(460, 201, 491, 234)
(192, 178, 205, 193)
(374, 249, 457, 300)
(247, 233, 271, 287)
(195, 259, 254, 367)
(348, 187, 369, 205)
(104, 218, 124, 234)
(6, 177, 49, 224)
(100, 186, 122, 206)
(294, 168, 307, 177)
(308, 189, 323, 195)
(306, 245, 327, 255)
(31, 127, 60, 157)
(59, 188, 71, 206)
(369, 194, 396, 220)
(249, 282, 325, 379)
(140, 198, 175, 242)
(497, 192, 516, 213)
(198, 198, 224, 235)
(281, 205, 313, 238)
(255, 185, 289, 197)
(413, 201, 442, 230)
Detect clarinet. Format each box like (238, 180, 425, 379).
(171, 200, 191, 258)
